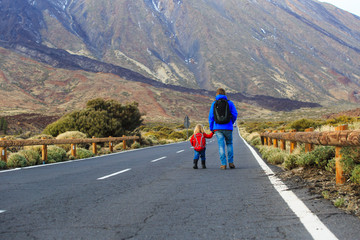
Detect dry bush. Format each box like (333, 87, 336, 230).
(56, 131, 88, 151)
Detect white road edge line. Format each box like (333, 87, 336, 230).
(0, 168, 21, 173)
(151, 156, 167, 163)
(0, 210, 6, 214)
(97, 168, 131, 180)
(176, 150, 185, 153)
(239, 132, 338, 240)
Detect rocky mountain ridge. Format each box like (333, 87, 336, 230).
(1, 42, 320, 111)
(1, 0, 360, 112)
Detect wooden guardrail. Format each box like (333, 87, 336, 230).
(0, 135, 140, 164)
(260, 125, 353, 185)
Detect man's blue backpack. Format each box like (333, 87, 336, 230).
(213, 99, 231, 124)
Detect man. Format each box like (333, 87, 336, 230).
(208, 88, 238, 169)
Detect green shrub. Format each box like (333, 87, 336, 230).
(182, 129, 193, 138)
(18, 149, 41, 166)
(0, 161, 7, 169)
(43, 98, 143, 137)
(160, 127, 173, 134)
(23, 134, 55, 154)
(2, 136, 21, 153)
(258, 145, 270, 156)
(28, 134, 55, 140)
(267, 151, 287, 165)
(151, 126, 162, 131)
(243, 121, 286, 133)
(250, 136, 261, 146)
(98, 148, 111, 155)
(334, 198, 345, 208)
(56, 131, 87, 138)
(75, 148, 94, 159)
(296, 153, 315, 167)
(284, 154, 299, 170)
(23, 145, 42, 154)
(325, 158, 336, 173)
(114, 143, 125, 151)
(340, 147, 360, 176)
(169, 131, 186, 140)
(350, 165, 360, 184)
(141, 127, 150, 132)
(47, 146, 67, 163)
(296, 146, 335, 169)
(7, 153, 27, 168)
(257, 146, 288, 165)
(312, 146, 335, 169)
(144, 131, 168, 140)
(289, 118, 321, 132)
(326, 116, 355, 125)
(131, 141, 141, 149)
(322, 191, 330, 200)
(176, 124, 185, 129)
(141, 137, 153, 146)
(56, 131, 88, 151)
(260, 146, 280, 159)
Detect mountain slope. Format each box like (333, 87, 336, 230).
(0, 46, 276, 122)
(1, 0, 360, 105)
(0, 46, 318, 122)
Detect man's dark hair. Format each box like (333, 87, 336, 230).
(216, 88, 226, 95)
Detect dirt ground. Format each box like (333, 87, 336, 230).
(323, 107, 360, 119)
(277, 167, 360, 218)
(0, 113, 59, 136)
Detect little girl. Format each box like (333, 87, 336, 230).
(190, 124, 214, 169)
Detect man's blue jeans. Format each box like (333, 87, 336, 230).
(215, 130, 233, 166)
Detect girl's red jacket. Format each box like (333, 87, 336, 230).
(190, 132, 214, 151)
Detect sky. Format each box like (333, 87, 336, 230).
(319, 0, 360, 17)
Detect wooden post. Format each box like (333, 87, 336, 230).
(267, 131, 272, 147)
(123, 135, 126, 150)
(71, 142, 76, 158)
(0, 137, 7, 162)
(273, 130, 278, 148)
(92, 136, 97, 155)
(279, 130, 286, 151)
(305, 127, 314, 153)
(109, 136, 113, 152)
(41, 137, 47, 164)
(261, 136, 265, 145)
(335, 125, 348, 185)
(290, 130, 297, 154)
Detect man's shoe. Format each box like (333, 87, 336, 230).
(220, 165, 226, 170)
(229, 163, 235, 169)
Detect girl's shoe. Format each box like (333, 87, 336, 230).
(193, 159, 198, 169)
(201, 161, 206, 169)
(229, 163, 235, 169)
(220, 165, 226, 170)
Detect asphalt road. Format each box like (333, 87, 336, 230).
(1, 129, 360, 239)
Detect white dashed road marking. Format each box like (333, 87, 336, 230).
(151, 156, 167, 163)
(97, 168, 131, 180)
(176, 150, 185, 153)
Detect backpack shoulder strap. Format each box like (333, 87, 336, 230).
(194, 133, 204, 150)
